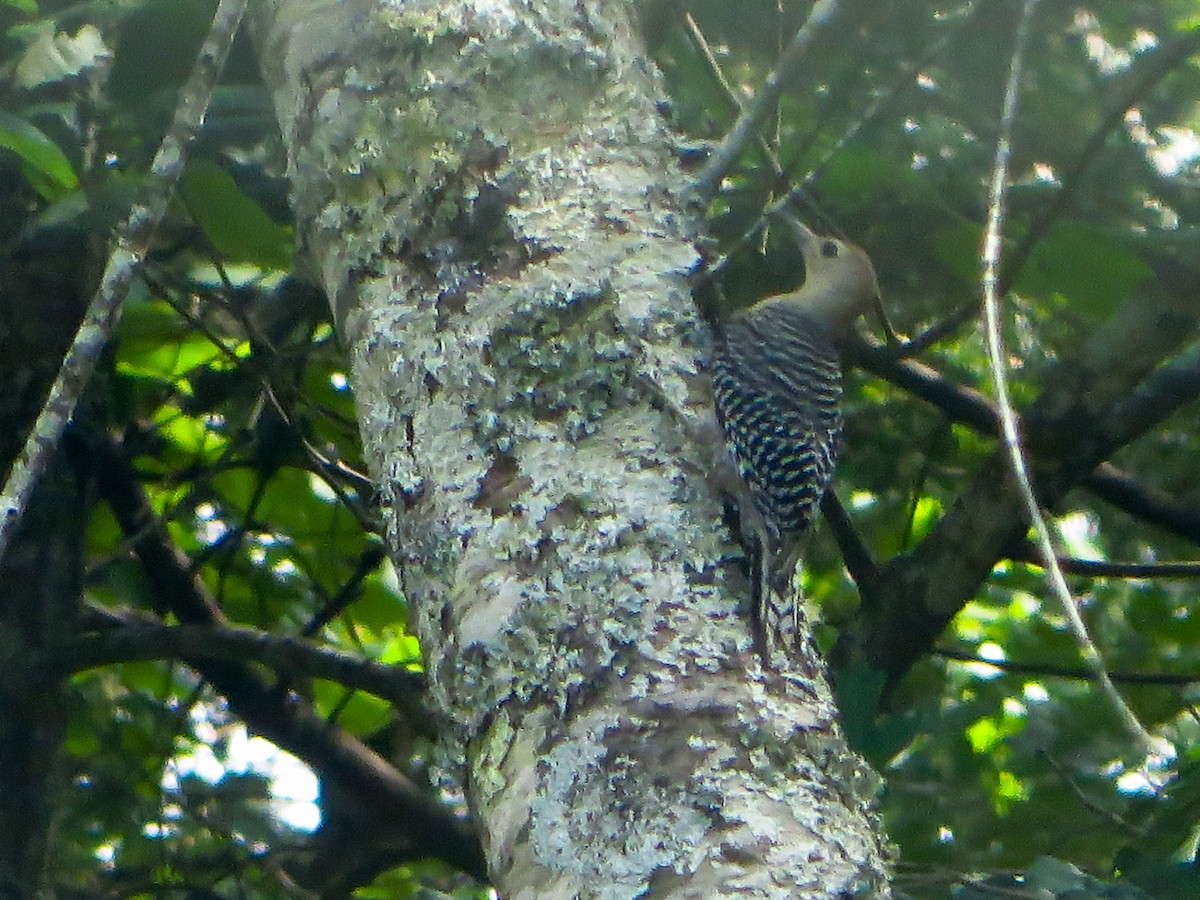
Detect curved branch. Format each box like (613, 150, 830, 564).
(904, 28, 1200, 355)
(43, 620, 424, 707)
(90, 433, 485, 882)
(979, 0, 1154, 755)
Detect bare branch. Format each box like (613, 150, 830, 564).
(1007, 541, 1200, 579)
(683, 13, 784, 183)
(42, 620, 423, 707)
(0, 0, 248, 565)
(979, 0, 1156, 757)
(937, 647, 1200, 687)
(692, 0, 842, 198)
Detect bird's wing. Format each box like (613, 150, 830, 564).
(715, 309, 843, 536)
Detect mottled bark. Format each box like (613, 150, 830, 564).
(252, 1, 892, 896)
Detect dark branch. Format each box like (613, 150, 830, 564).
(845, 275, 1200, 689)
(1085, 464, 1200, 545)
(820, 490, 879, 594)
(90, 433, 486, 882)
(845, 334, 1000, 435)
(43, 620, 425, 709)
(847, 332, 1200, 547)
(936, 646, 1200, 686)
(1006, 539, 1200, 579)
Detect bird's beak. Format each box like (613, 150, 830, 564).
(767, 209, 817, 254)
(873, 293, 899, 346)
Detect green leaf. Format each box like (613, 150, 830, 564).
(182, 160, 294, 271)
(0, 109, 78, 198)
(312, 680, 392, 737)
(1019, 221, 1153, 315)
(349, 576, 410, 635)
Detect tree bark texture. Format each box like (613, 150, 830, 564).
(0, 229, 96, 897)
(252, 1, 891, 896)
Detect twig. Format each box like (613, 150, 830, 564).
(683, 13, 784, 182)
(980, 0, 1158, 757)
(39, 619, 423, 706)
(937, 646, 1200, 687)
(699, 25, 950, 289)
(1041, 749, 1145, 837)
(302, 544, 388, 636)
(0, 0, 249, 564)
(1008, 540, 1200, 579)
(904, 28, 1200, 356)
(692, 0, 841, 198)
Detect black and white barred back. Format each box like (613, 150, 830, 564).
(713, 299, 844, 661)
(714, 301, 844, 539)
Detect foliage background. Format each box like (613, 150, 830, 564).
(1, 0, 1199, 896)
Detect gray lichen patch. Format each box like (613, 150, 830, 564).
(252, 0, 891, 894)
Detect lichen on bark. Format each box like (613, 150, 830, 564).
(252, 1, 891, 895)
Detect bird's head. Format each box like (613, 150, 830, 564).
(771, 212, 880, 329)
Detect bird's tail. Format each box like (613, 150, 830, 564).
(751, 538, 802, 668)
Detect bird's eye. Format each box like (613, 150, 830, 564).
(820, 240, 839, 258)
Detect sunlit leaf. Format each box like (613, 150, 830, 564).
(182, 160, 294, 271)
(0, 108, 78, 198)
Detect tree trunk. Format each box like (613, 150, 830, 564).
(251, 1, 892, 895)
(0, 232, 96, 897)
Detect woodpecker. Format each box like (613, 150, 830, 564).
(712, 214, 880, 665)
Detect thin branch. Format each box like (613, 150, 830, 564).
(683, 12, 784, 182)
(937, 646, 1200, 687)
(1040, 749, 1145, 837)
(695, 19, 957, 289)
(820, 489, 878, 591)
(980, 0, 1156, 757)
(0, 0, 249, 565)
(1007, 541, 1200, 579)
(41, 621, 423, 707)
(692, 0, 842, 198)
(700, 38, 926, 287)
(302, 544, 388, 637)
(904, 28, 1200, 356)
